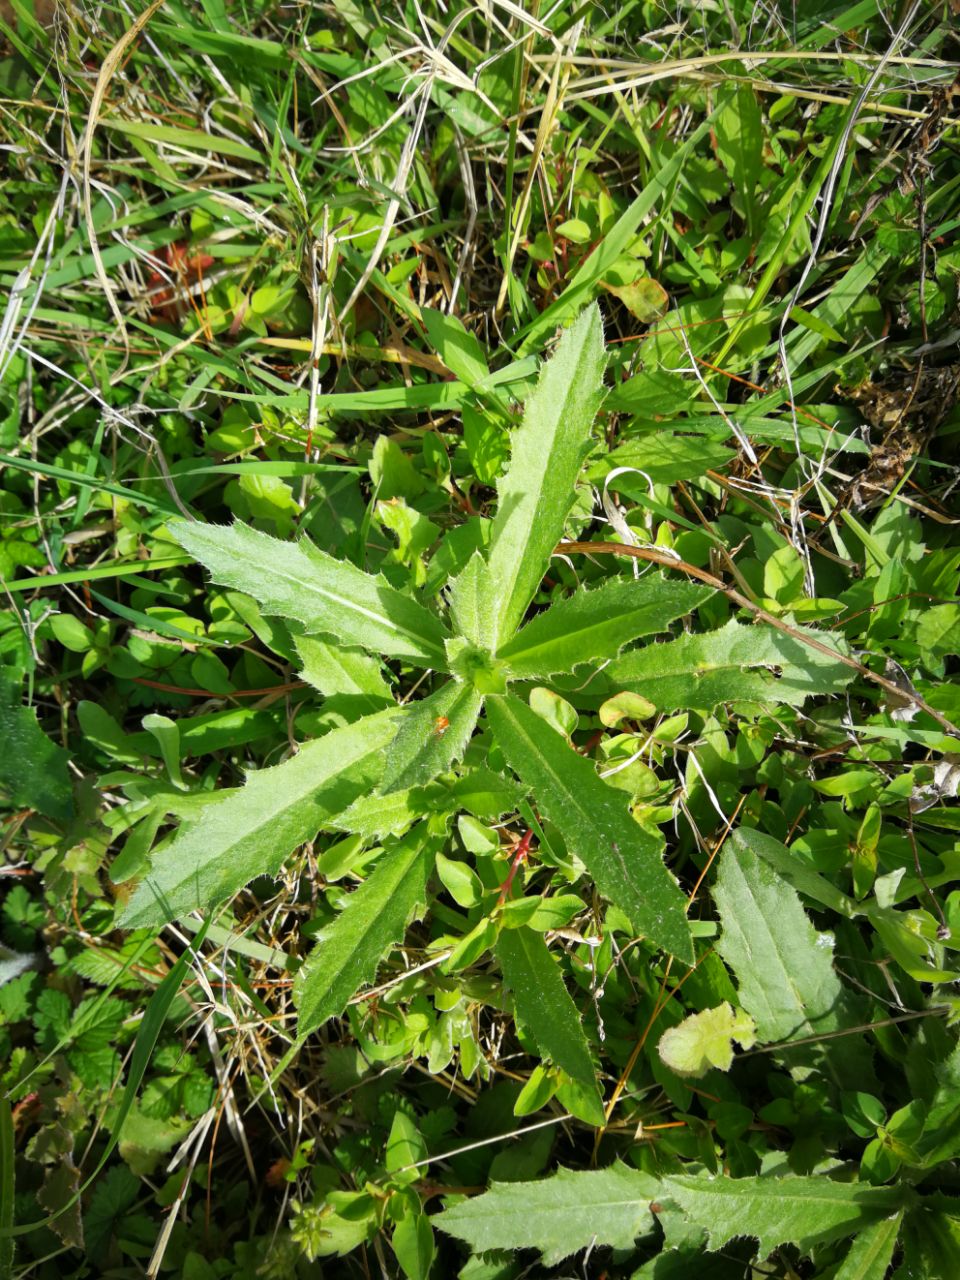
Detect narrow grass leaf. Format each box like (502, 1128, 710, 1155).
(497, 578, 713, 678)
(293, 827, 436, 1036)
(173, 521, 450, 668)
(437, 1163, 658, 1265)
(486, 694, 693, 962)
(496, 928, 603, 1121)
(485, 304, 606, 646)
(121, 709, 399, 927)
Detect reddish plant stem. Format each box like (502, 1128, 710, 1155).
(497, 828, 534, 905)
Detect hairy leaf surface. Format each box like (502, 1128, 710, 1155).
(0, 672, 73, 821)
(486, 694, 693, 962)
(484, 305, 606, 646)
(715, 833, 870, 1088)
(379, 681, 483, 794)
(661, 1174, 906, 1256)
(121, 709, 399, 927)
(437, 1163, 657, 1264)
(174, 520, 450, 667)
(293, 827, 436, 1035)
(834, 1215, 903, 1280)
(497, 577, 713, 678)
(496, 928, 602, 1118)
(605, 619, 852, 710)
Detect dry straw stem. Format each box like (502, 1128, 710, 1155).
(556, 540, 960, 739)
(538, 48, 959, 126)
(78, 0, 168, 371)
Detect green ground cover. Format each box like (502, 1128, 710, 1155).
(1, 1, 959, 1276)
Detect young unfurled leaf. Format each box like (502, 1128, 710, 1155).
(483, 305, 607, 647)
(379, 681, 483, 794)
(293, 826, 437, 1036)
(605, 619, 852, 710)
(660, 1174, 907, 1257)
(486, 694, 693, 962)
(437, 1163, 658, 1264)
(447, 551, 498, 650)
(599, 690, 656, 728)
(657, 1003, 756, 1078)
(496, 928, 603, 1122)
(173, 520, 450, 667)
(497, 577, 712, 679)
(121, 709, 399, 928)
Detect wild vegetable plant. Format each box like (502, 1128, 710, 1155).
(121, 306, 711, 1054)
(112, 304, 957, 1273)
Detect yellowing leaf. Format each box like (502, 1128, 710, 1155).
(657, 1002, 757, 1078)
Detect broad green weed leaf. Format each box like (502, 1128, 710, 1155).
(447, 551, 498, 650)
(496, 928, 602, 1120)
(661, 1174, 907, 1257)
(833, 1214, 903, 1280)
(0, 671, 73, 821)
(714, 835, 869, 1088)
(437, 1163, 658, 1264)
(392, 1210, 435, 1280)
(173, 520, 450, 667)
(497, 577, 712, 678)
(586, 432, 737, 487)
(293, 826, 436, 1035)
(294, 635, 393, 705)
(121, 709, 399, 927)
(733, 828, 858, 918)
(379, 681, 483, 794)
(422, 308, 489, 386)
(486, 694, 693, 962)
(657, 1003, 756, 1078)
(914, 1040, 960, 1168)
(605, 619, 852, 710)
(897, 1198, 960, 1279)
(484, 305, 606, 646)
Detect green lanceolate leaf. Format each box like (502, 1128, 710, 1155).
(660, 1174, 907, 1257)
(604, 619, 852, 711)
(834, 1214, 904, 1280)
(293, 825, 436, 1036)
(173, 520, 450, 667)
(484, 305, 606, 646)
(447, 551, 498, 650)
(714, 834, 869, 1089)
(0, 671, 73, 822)
(497, 577, 713, 678)
(121, 709, 400, 927)
(379, 681, 483, 794)
(294, 635, 393, 705)
(495, 928, 602, 1120)
(437, 1163, 658, 1265)
(486, 694, 693, 963)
